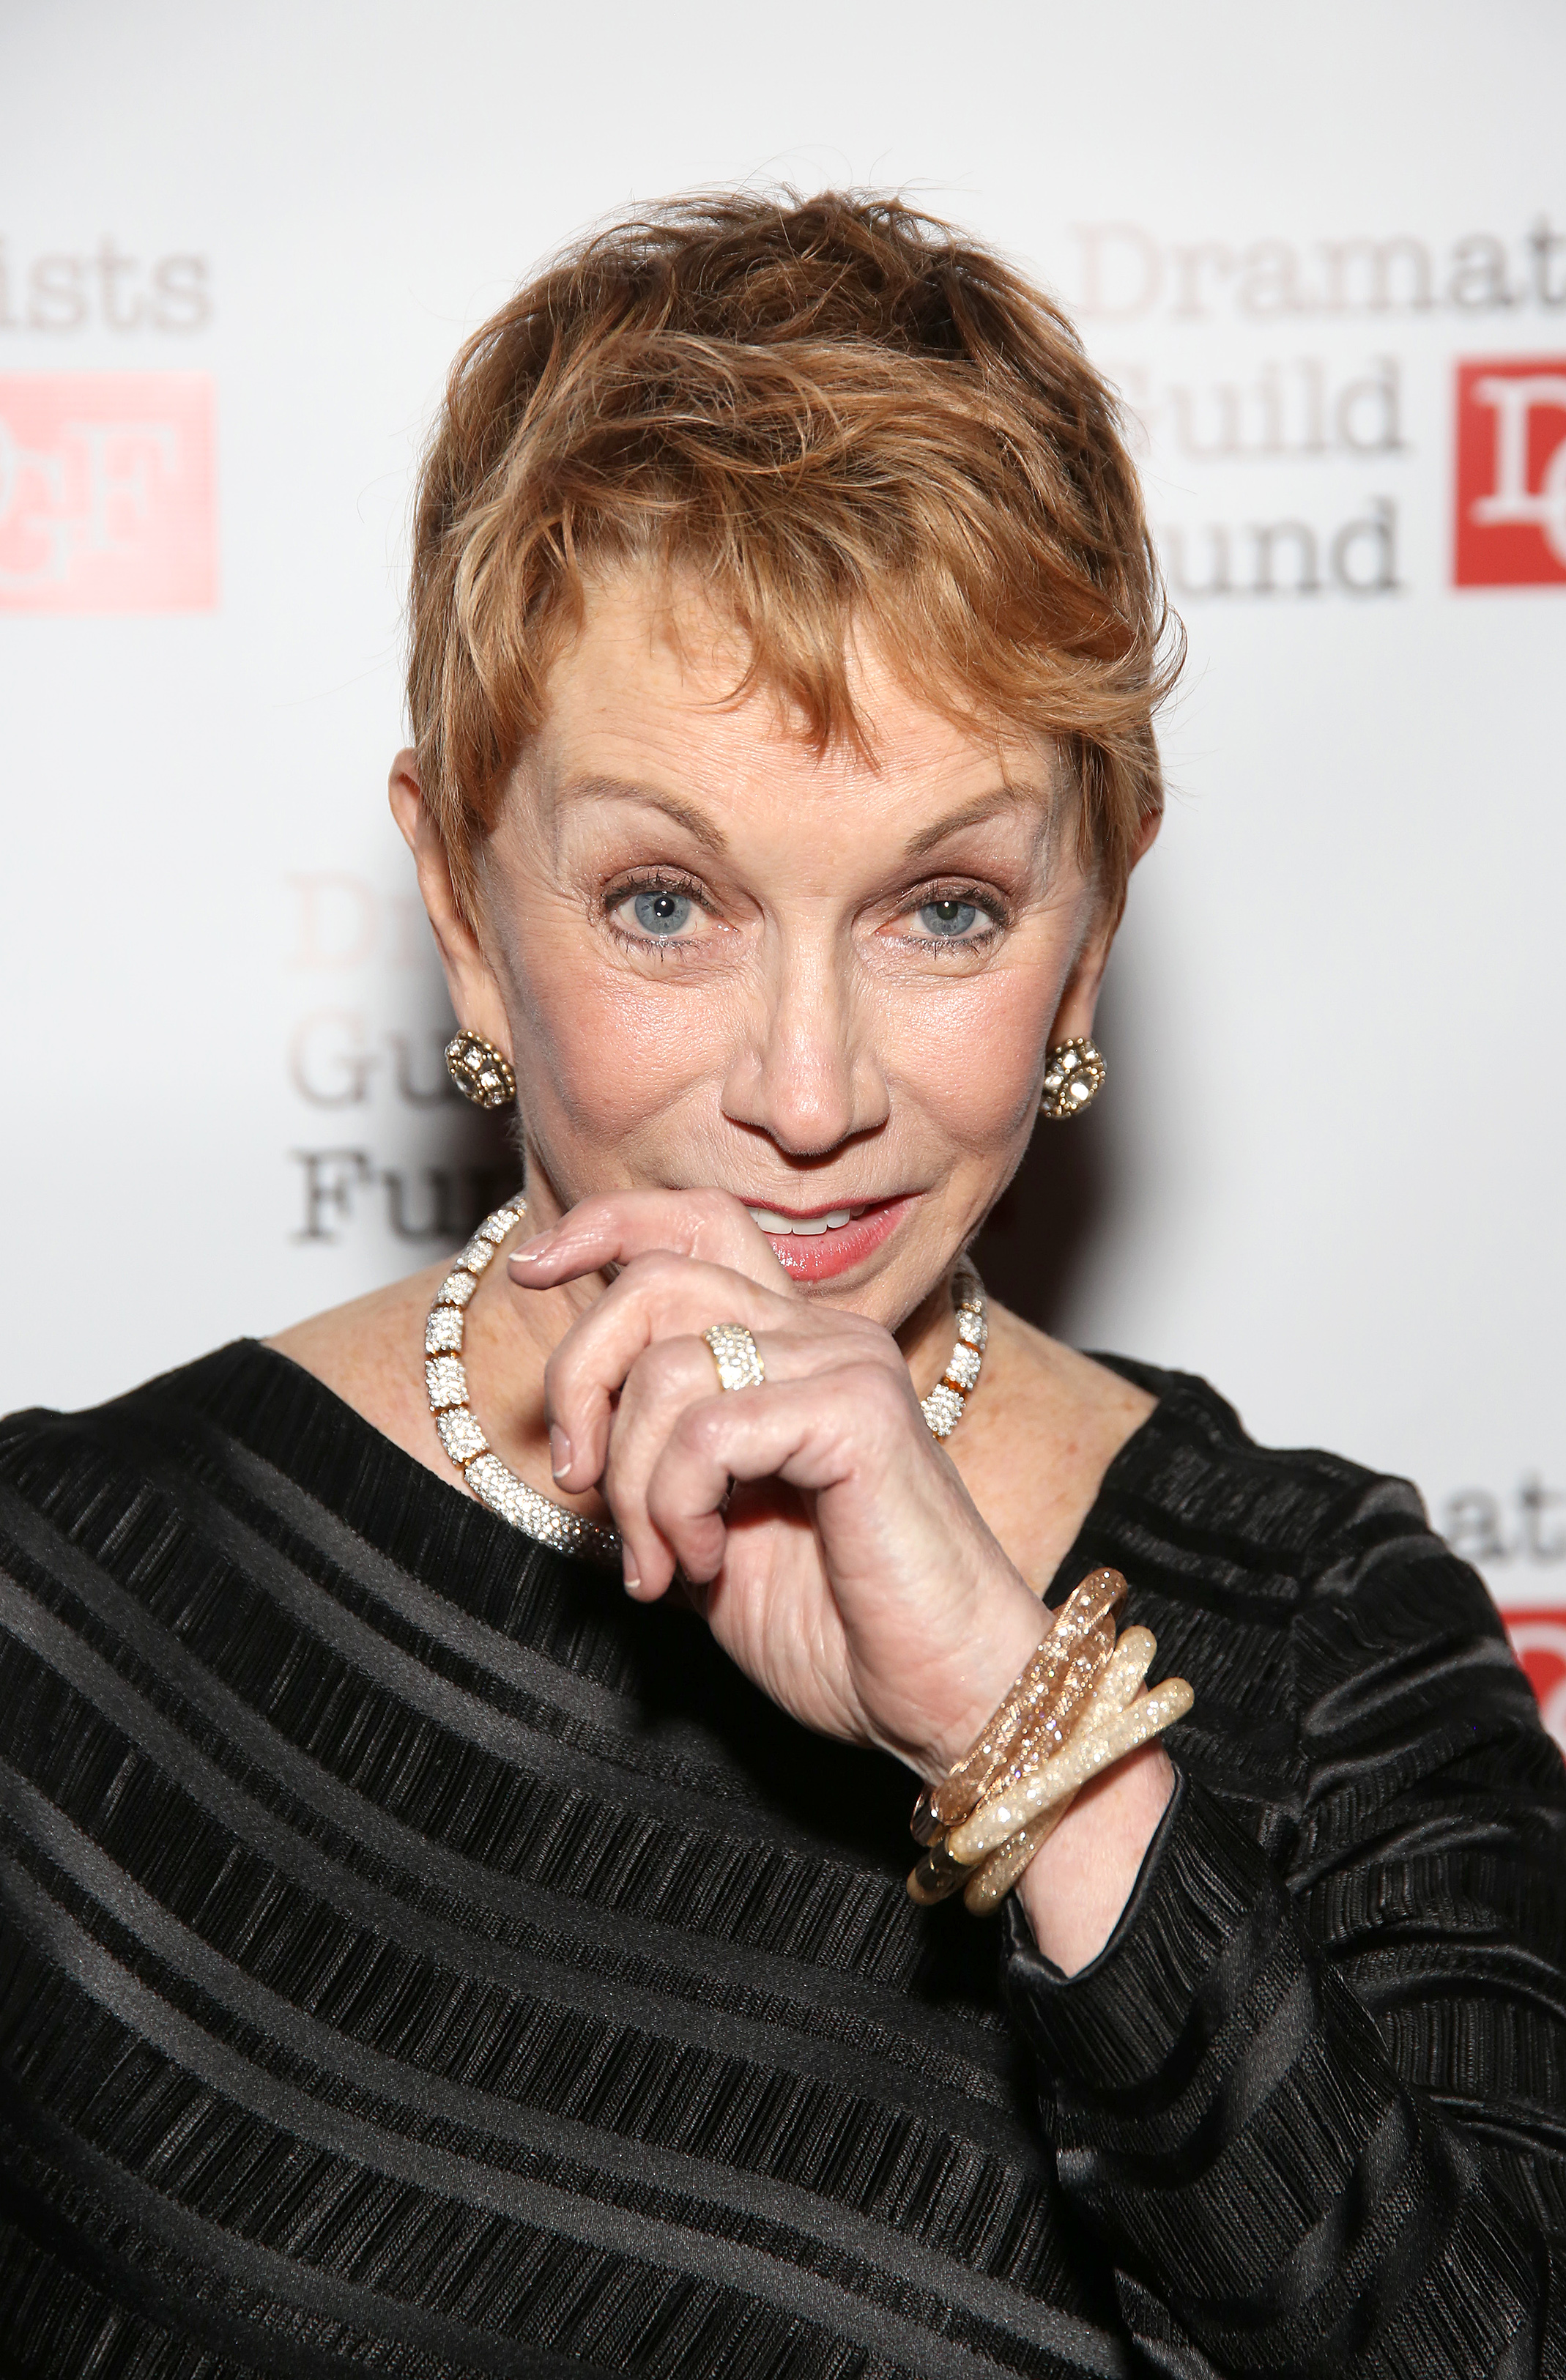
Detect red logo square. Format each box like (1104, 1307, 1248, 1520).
(1501, 1610, 1566, 1757)
(0, 373, 217, 612)
(1453, 359, 1566, 586)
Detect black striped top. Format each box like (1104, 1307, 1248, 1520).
(0, 1338, 1562, 2378)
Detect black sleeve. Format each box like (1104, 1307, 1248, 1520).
(1002, 1480, 1566, 2377)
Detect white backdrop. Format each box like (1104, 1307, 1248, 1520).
(2, 2, 1562, 1702)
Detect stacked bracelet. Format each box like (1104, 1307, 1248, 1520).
(906, 1568, 1194, 1916)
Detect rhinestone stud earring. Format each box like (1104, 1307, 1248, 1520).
(1040, 1037, 1106, 1122)
(445, 1029, 518, 1109)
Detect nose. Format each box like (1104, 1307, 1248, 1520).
(719, 928, 891, 1158)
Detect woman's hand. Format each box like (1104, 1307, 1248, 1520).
(510, 1187, 1173, 1973)
(508, 1188, 1050, 1782)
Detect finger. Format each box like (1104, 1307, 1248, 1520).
(549, 1252, 782, 1487)
(643, 1371, 874, 1588)
(598, 1335, 715, 1598)
(508, 1187, 792, 1295)
(546, 1254, 875, 1489)
(604, 1327, 834, 1593)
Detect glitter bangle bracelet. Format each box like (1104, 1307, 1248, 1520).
(905, 1575, 1194, 1912)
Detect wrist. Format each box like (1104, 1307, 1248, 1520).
(908, 1568, 1055, 1783)
(1013, 1742, 1175, 1974)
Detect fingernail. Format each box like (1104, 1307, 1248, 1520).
(549, 1426, 572, 1479)
(508, 1235, 552, 1272)
(622, 1550, 640, 1593)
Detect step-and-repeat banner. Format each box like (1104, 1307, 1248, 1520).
(3, 4, 1562, 1736)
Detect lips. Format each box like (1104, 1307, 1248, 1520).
(742, 1195, 914, 1281)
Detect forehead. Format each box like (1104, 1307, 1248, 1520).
(525, 568, 1058, 805)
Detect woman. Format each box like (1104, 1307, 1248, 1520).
(1, 192, 1562, 2379)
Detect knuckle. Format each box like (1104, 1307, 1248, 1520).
(842, 1357, 911, 1414)
(626, 1248, 684, 1291)
(694, 1187, 746, 1231)
(676, 1397, 729, 1456)
(630, 1338, 695, 1399)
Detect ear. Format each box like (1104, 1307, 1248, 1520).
(388, 749, 514, 1059)
(1046, 806, 1160, 1046)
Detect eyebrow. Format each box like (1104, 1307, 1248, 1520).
(559, 772, 1051, 863)
(899, 782, 1051, 862)
(560, 774, 729, 854)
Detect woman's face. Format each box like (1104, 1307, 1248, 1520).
(430, 572, 1115, 1335)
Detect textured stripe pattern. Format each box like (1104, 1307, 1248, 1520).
(0, 1341, 1561, 2375)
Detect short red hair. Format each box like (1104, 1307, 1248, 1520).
(408, 190, 1181, 917)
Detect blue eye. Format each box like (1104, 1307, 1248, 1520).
(919, 898, 980, 938)
(631, 889, 694, 937)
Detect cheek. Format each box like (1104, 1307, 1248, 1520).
(888, 965, 1061, 1148)
(504, 940, 735, 1138)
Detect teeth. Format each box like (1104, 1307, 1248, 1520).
(746, 1205, 859, 1237)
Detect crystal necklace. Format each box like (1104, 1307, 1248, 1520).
(424, 1195, 989, 1566)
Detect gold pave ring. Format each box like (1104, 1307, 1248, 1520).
(704, 1323, 765, 1393)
